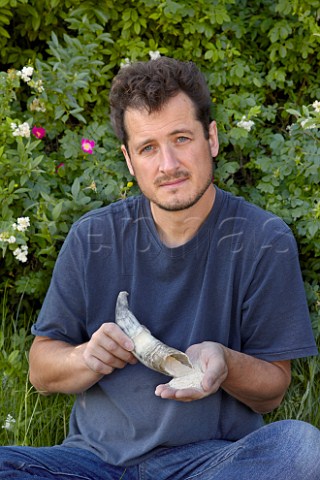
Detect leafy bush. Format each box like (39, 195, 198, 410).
(1, 0, 319, 319)
(0, 41, 135, 308)
(0, 0, 319, 434)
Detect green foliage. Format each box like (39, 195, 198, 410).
(0, 0, 319, 440)
(0, 36, 135, 309)
(0, 292, 73, 445)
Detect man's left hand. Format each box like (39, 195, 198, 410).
(154, 342, 228, 402)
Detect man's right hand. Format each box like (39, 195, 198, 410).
(83, 322, 137, 375)
(29, 324, 137, 395)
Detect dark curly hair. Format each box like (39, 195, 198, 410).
(109, 57, 212, 148)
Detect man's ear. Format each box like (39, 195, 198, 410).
(121, 145, 135, 176)
(208, 121, 219, 158)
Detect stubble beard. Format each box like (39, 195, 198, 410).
(137, 165, 214, 212)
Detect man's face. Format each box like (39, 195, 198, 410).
(121, 92, 219, 213)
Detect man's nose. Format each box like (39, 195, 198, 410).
(158, 145, 180, 174)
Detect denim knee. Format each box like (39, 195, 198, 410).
(273, 420, 320, 477)
(0, 446, 23, 468)
(0, 446, 29, 475)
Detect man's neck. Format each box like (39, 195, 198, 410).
(150, 186, 216, 248)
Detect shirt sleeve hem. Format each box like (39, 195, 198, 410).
(245, 346, 319, 362)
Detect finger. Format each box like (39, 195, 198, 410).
(201, 359, 228, 393)
(84, 354, 114, 375)
(100, 335, 137, 364)
(84, 326, 137, 373)
(84, 345, 137, 374)
(155, 384, 204, 402)
(101, 323, 135, 352)
(92, 323, 136, 364)
(201, 374, 220, 393)
(90, 343, 133, 370)
(83, 343, 126, 374)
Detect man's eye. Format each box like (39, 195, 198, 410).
(177, 136, 189, 143)
(141, 145, 153, 153)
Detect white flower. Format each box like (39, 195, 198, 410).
(149, 50, 161, 60)
(19, 66, 34, 83)
(13, 245, 28, 263)
(11, 122, 31, 138)
(29, 98, 46, 112)
(14, 216, 30, 232)
(0, 233, 16, 243)
(312, 100, 320, 113)
(2, 414, 16, 431)
(237, 116, 255, 132)
(33, 79, 44, 93)
(89, 181, 97, 192)
(120, 58, 131, 68)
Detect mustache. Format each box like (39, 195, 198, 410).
(154, 171, 190, 186)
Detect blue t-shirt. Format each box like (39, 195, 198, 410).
(32, 187, 318, 466)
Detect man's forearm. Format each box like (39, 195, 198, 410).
(29, 325, 137, 395)
(221, 346, 291, 413)
(155, 342, 291, 408)
(29, 337, 103, 395)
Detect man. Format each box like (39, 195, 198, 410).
(0, 57, 319, 479)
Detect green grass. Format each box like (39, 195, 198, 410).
(267, 354, 320, 426)
(0, 294, 73, 446)
(0, 295, 319, 447)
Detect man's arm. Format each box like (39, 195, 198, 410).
(155, 342, 291, 414)
(29, 323, 137, 395)
(219, 346, 291, 413)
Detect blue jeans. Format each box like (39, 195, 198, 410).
(0, 421, 319, 479)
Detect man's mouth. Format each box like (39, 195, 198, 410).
(160, 178, 188, 187)
(155, 173, 189, 188)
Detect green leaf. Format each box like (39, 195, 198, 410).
(122, 10, 131, 22)
(279, 45, 287, 58)
(52, 202, 63, 221)
(31, 155, 44, 168)
(0, 25, 10, 38)
(97, 33, 113, 43)
(308, 222, 319, 238)
(20, 174, 29, 186)
(40, 192, 52, 203)
(54, 106, 66, 120)
(71, 178, 81, 199)
(32, 13, 41, 31)
(78, 195, 91, 206)
(0, 13, 11, 24)
(287, 109, 301, 117)
(8, 180, 15, 193)
(13, 188, 30, 194)
(134, 22, 141, 35)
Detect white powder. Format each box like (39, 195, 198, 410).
(168, 369, 203, 390)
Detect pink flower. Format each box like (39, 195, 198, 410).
(32, 126, 46, 139)
(81, 138, 95, 154)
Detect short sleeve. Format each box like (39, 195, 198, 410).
(31, 224, 89, 344)
(240, 229, 318, 361)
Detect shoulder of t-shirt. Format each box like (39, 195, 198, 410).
(71, 195, 143, 231)
(218, 188, 292, 238)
